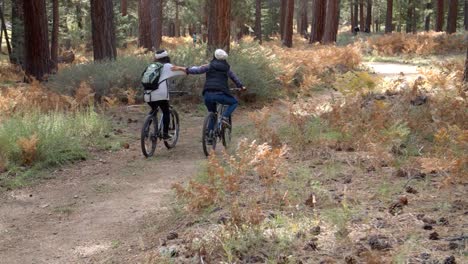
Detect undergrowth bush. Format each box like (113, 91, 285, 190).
(170, 40, 282, 101)
(364, 32, 465, 56)
(0, 109, 110, 187)
(173, 139, 288, 217)
(49, 40, 282, 102)
(48, 56, 149, 98)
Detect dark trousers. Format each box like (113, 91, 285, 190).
(204, 92, 238, 130)
(148, 100, 170, 135)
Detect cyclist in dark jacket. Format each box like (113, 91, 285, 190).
(171, 49, 246, 127)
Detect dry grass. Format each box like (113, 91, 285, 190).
(173, 139, 288, 221)
(17, 134, 39, 166)
(364, 32, 465, 56)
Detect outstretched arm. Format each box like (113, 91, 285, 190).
(171, 64, 210, 75)
(228, 70, 244, 89)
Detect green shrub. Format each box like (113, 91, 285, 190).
(49, 41, 281, 102)
(170, 41, 282, 101)
(0, 109, 110, 184)
(48, 56, 151, 97)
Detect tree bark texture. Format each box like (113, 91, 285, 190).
(175, 1, 180, 37)
(350, 0, 356, 32)
(464, 47, 467, 83)
(121, 0, 127, 16)
(11, 0, 24, 65)
(75, 1, 83, 39)
(207, 0, 231, 53)
(310, 0, 326, 43)
(138, 0, 152, 49)
(322, 0, 339, 44)
(0, 5, 11, 56)
(365, 0, 372, 32)
(151, 0, 163, 50)
(255, 0, 262, 43)
(90, 0, 117, 61)
(283, 0, 294, 47)
(23, 0, 50, 81)
(280, 0, 287, 40)
(424, 2, 432, 31)
(406, 0, 414, 33)
(51, 0, 59, 70)
(435, 0, 444, 31)
(298, 0, 308, 36)
(385, 0, 393, 33)
(446, 0, 458, 33)
(465, 0, 467, 30)
(359, 0, 364, 30)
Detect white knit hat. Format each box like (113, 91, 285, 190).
(214, 49, 228, 60)
(155, 50, 169, 59)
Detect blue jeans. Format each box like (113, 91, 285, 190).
(204, 92, 238, 130)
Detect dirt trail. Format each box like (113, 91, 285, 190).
(0, 108, 206, 263)
(0, 62, 425, 264)
(365, 61, 422, 80)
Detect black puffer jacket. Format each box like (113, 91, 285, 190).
(203, 59, 230, 95)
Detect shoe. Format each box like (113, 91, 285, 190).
(221, 117, 231, 128)
(162, 134, 172, 140)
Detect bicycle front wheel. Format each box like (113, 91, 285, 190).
(202, 112, 216, 157)
(141, 115, 158, 157)
(164, 109, 180, 149)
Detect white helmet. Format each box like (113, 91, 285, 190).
(155, 50, 169, 59)
(214, 49, 228, 60)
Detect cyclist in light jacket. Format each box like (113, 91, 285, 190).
(144, 50, 186, 140)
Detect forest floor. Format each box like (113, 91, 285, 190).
(0, 62, 466, 264)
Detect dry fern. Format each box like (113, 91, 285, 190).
(17, 134, 39, 166)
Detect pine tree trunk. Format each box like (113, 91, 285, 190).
(51, 0, 59, 71)
(365, 0, 372, 32)
(406, 0, 414, 33)
(299, 0, 308, 36)
(151, 0, 163, 50)
(465, 0, 467, 30)
(354, 0, 359, 30)
(310, 0, 326, 43)
(350, 0, 355, 33)
(121, 0, 127, 16)
(446, 0, 458, 33)
(90, 0, 117, 61)
(385, 0, 393, 33)
(323, 0, 339, 44)
(255, 0, 262, 43)
(175, 1, 180, 37)
(280, 0, 287, 39)
(138, 0, 152, 49)
(424, 2, 432, 31)
(75, 1, 83, 39)
(11, 0, 24, 65)
(464, 47, 467, 83)
(0, 5, 11, 56)
(207, 0, 231, 53)
(359, 0, 364, 30)
(435, 0, 444, 31)
(283, 0, 294, 47)
(23, 0, 50, 81)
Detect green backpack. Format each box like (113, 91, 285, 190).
(141, 62, 164, 90)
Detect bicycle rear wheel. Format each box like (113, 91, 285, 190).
(202, 112, 216, 157)
(141, 114, 158, 157)
(221, 116, 232, 148)
(164, 109, 180, 149)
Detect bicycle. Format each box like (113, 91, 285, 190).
(201, 89, 242, 157)
(140, 91, 186, 158)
